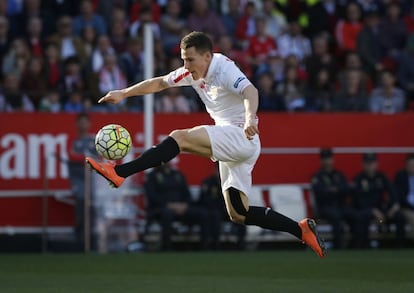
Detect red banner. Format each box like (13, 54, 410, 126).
(1, 113, 414, 227)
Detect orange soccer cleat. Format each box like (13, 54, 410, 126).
(299, 218, 327, 258)
(85, 157, 125, 188)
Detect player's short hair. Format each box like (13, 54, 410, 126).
(180, 31, 213, 54)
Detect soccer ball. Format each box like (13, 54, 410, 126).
(95, 124, 132, 160)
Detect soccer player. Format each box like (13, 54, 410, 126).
(86, 31, 326, 257)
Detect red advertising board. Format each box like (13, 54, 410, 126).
(1, 113, 414, 228)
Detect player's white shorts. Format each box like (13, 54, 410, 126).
(203, 124, 261, 196)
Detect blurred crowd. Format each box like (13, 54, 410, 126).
(0, 0, 414, 113)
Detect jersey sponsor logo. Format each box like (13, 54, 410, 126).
(233, 76, 246, 88)
(173, 71, 190, 83)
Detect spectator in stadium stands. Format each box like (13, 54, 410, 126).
(129, 0, 162, 24)
(144, 163, 210, 251)
(369, 69, 406, 114)
(304, 33, 337, 87)
(20, 56, 47, 109)
(155, 86, 194, 113)
(262, 0, 287, 41)
(90, 34, 115, 73)
(63, 91, 84, 113)
(72, 0, 107, 37)
(333, 69, 368, 112)
(255, 49, 284, 84)
(398, 35, 414, 106)
(98, 53, 127, 111)
(235, 1, 257, 45)
(38, 90, 62, 113)
(120, 37, 144, 85)
(48, 15, 87, 65)
(285, 53, 309, 82)
(110, 6, 129, 33)
(80, 25, 96, 59)
(221, 0, 242, 42)
(59, 56, 85, 100)
(378, 2, 408, 64)
(277, 20, 312, 62)
(311, 148, 361, 249)
(247, 16, 277, 70)
(187, 0, 226, 42)
(351, 153, 406, 248)
(68, 112, 98, 243)
(337, 51, 373, 94)
(18, 0, 55, 38)
(335, 2, 363, 54)
(24, 16, 45, 58)
(357, 10, 384, 82)
(302, 0, 339, 37)
(217, 34, 253, 79)
(109, 12, 129, 55)
(2, 38, 31, 78)
(306, 68, 336, 112)
(276, 65, 306, 112)
(44, 42, 62, 90)
(129, 5, 161, 40)
(257, 70, 284, 111)
(0, 72, 34, 112)
(197, 165, 247, 250)
(394, 154, 414, 241)
(160, 0, 187, 56)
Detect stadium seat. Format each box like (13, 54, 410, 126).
(268, 185, 307, 222)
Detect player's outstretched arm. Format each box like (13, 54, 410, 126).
(242, 84, 260, 140)
(98, 76, 170, 104)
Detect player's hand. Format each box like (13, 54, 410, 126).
(98, 90, 125, 104)
(372, 208, 385, 223)
(244, 119, 259, 140)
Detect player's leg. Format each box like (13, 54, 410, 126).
(85, 126, 212, 187)
(222, 188, 302, 237)
(223, 187, 326, 258)
(116, 126, 212, 175)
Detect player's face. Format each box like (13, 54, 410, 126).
(181, 46, 212, 80)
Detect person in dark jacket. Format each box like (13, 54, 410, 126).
(144, 163, 209, 250)
(352, 153, 406, 248)
(197, 165, 246, 250)
(311, 148, 361, 249)
(394, 154, 414, 240)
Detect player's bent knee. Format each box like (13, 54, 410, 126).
(169, 129, 188, 150)
(228, 210, 245, 224)
(224, 187, 248, 224)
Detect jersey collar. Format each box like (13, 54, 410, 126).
(203, 53, 219, 84)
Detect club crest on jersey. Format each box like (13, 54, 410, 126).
(233, 77, 245, 88)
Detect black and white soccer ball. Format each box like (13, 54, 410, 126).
(95, 124, 132, 160)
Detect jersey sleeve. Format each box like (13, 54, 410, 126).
(163, 66, 193, 87)
(222, 60, 252, 96)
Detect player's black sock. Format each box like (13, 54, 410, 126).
(245, 206, 302, 239)
(114, 136, 180, 178)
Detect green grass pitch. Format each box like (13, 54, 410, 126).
(0, 250, 413, 293)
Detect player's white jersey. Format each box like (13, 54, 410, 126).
(164, 53, 252, 126)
